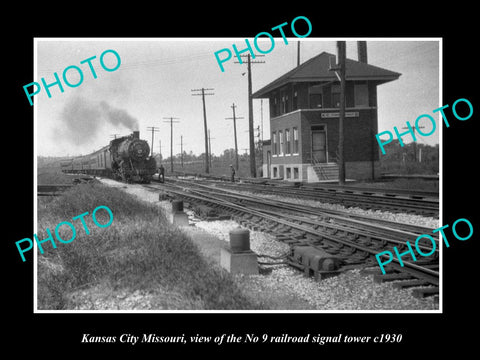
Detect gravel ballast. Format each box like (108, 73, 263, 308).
(233, 188, 439, 229)
(98, 179, 440, 311)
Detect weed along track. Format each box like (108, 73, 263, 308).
(36, 181, 270, 310)
(147, 179, 440, 301)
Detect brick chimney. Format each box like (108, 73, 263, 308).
(357, 41, 368, 63)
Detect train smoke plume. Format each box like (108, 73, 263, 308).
(99, 101, 139, 130)
(57, 97, 139, 145)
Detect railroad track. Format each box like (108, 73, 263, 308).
(170, 179, 436, 235)
(149, 179, 440, 299)
(172, 176, 439, 216)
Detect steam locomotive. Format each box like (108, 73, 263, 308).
(60, 131, 157, 183)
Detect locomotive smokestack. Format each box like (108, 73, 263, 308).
(133, 131, 140, 139)
(357, 41, 368, 63)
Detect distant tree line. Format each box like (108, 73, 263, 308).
(380, 140, 439, 175)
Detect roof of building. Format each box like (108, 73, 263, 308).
(252, 52, 401, 98)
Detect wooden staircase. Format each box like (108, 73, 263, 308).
(312, 163, 339, 181)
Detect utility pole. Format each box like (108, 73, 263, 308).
(191, 87, 214, 173)
(259, 100, 264, 167)
(146, 126, 160, 157)
(163, 117, 180, 172)
(225, 103, 243, 171)
(159, 139, 162, 158)
(235, 54, 264, 178)
(255, 125, 263, 173)
(330, 41, 347, 185)
(402, 125, 424, 162)
(177, 135, 186, 168)
(247, 54, 256, 178)
(297, 41, 301, 66)
(260, 99, 264, 143)
(181, 135, 183, 168)
(208, 129, 215, 169)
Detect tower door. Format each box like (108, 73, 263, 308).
(311, 129, 327, 163)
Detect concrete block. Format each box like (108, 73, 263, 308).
(171, 200, 184, 212)
(220, 246, 258, 275)
(229, 228, 250, 253)
(171, 211, 189, 226)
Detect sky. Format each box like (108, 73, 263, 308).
(35, 38, 440, 157)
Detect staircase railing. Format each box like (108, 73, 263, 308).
(306, 151, 340, 181)
(311, 154, 329, 180)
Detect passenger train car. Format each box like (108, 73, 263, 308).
(60, 131, 156, 183)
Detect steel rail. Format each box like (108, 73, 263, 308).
(175, 184, 439, 255)
(301, 183, 439, 199)
(156, 183, 439, 285)
(170, 179, 439, 243)
(175, 178, 438, 235)
(188, 178, 439, 215)
(171, 171, 439, 199)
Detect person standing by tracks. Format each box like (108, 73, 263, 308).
(159, 164, 165, 183)
(230, 164, 236, 182)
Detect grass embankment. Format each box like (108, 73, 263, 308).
(37, 183, 260, 310)
(37, 167, 77, 185)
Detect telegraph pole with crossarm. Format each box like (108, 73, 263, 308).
(191, 88, 214, 174)
(225, 103, 243, 171)
(235, 54, 264, 178)
(176, 135, 187, 168)
(208, 129, 215, 169)
(146, 126, 159, 157)
(163, 117, 180, 172)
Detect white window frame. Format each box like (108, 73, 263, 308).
(278, 130, 284, 156)
(285, 129, 291, 156)
(293, 127, 299, 155)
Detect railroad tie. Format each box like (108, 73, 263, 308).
(411, 287, 439, 299)
(373, 273, 413, 283)
(392, 279, 430, 290)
